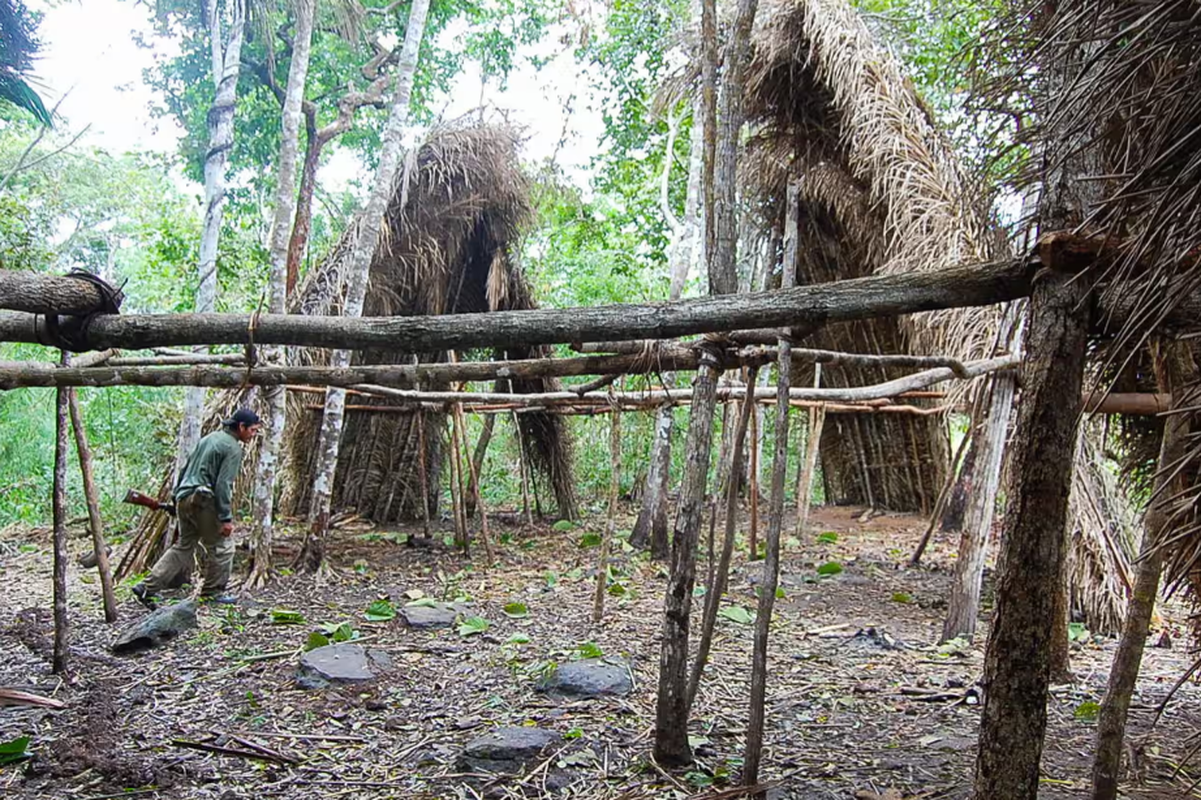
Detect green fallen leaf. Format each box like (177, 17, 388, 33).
(1068, 622, 1091, 642)
(1075, 701, 1101, 722)
(503, 602, 529, 618)
(775, 587, 787, 599)
(576, 640, 604, 659)
(552, 520, 576, 532)
(271, 609, 306, 625)
(816, 561, 844, 576)
(578, 532, 602, 547)
(0, 736, 31, 765)
(717, 605, 755, 625)
(305, 632, 330, 652)
(817, 531, 839, 544)
(507, 633, 531, 645)
(364, 599, 396, 622)
(458, 616, 490, 637)
(406, 598, 438, 608)
(891, 592, 914, 604)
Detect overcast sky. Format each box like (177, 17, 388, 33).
(29, 0, 606, 195)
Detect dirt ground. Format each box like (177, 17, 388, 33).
(1, 505, 1200, 800)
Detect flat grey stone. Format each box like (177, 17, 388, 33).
(400, 603, 458, 628)
(459, 727, 559, 773)
(296, 644, 391, 690)
(113, 600, 198, 654)
(537, 658, 632, 699)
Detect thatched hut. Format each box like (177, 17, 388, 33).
(276, 122, 576, 524)
(741, 0, 1012, 512)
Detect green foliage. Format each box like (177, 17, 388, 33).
(457, 615, 490, 637)
(890, 592, 914, 604)
(502, 602, 529, 618)
(577, 532, 602, 547)
(270, 609, 306, 625)
(1074, 701, 1101, 722)
(816, 562, 844, 577)
(1068, 622, 1091, 643)
(0, 735, 32, 765)
(717, 605, 755, 625)
(364, 599, 397, 622)
(575, 640, 604, 659)
(817, 531, 839, 544)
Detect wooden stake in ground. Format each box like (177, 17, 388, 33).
(52, 353, 70, 673)
(688, 365, 759, 708)
(795, 364, 825, 541)
(1091, 340, 1197, 800)
(910, 404, 978, 566)
(415, 409, 432, 538)
(972, 269, 1089, 800)
(745, 179, 798, 789)
(512, 411, 533, 526)
(67, 387, 117, 623)
(456, 403, 493, 563)
(748, 394, 760, 559)
(655, 344, 723, 767)
(593, 400, 622, 624)
(465, 413, 495, 519)
(448, 403, 468, 553)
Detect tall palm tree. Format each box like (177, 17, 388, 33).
(0, 0, 50, 125)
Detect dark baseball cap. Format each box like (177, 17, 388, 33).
(224, 408, 262, 427)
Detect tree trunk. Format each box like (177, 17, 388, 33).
(795, 364, 826, 541)
(1091, 340, 1196, 800)
(708, 0, 759, 296)
(287, 113, 321, 296)
(457, 403, 492, 561)
(1049, 565, 1074, 683)
(67, 388, 117, 623)
(249, 0, 314, 589)
(631, 405, 672, 554)
(744, 181, 797, 788)
(513, 410, 533, 526)
(972, 269, 1089, 800)
(688, 365, 758, 708)
(52, 357, 70, 674)
(299, 0, 431, 568)
(464, 412, 495, 519)
(178, 0, 247, 473)
(654, 346, 722, 767)
(943, 340, 1019, 642)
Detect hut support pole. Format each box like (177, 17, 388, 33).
(512, 411, 533, 526)
(746, 179, 798, 787)
(748, 393, 760, 559)
(52, 354, 70, 673)
(654, 345, 722, 767)
(448, 404, 468, 553)
(465, 413, 495, 519)
(911, 400, 978, 566)
(457, 404, 493, 562)
(1091, 341, 1197, 800)
(415, 410, 432, 538)
(688, 365, 758, 708)
(794, 365, 824, 540)
(972, 270, 1088, 800)
(67, 388, 118, 623)
(593, 403, 621, 624)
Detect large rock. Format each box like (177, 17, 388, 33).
(537, 658, 632, 699)
(400, 602, 458, 629)
(459, 727, 560, 773)
(113, 600, 198, 654)
(296, 644, 392, 690)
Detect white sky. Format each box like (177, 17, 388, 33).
(28, 0, 607, 197)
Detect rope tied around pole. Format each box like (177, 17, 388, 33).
(35, 270, 124, 351)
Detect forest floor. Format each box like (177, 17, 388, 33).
(2, 504, 1200, 800)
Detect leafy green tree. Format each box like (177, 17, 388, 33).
(0, 0, 49, 125)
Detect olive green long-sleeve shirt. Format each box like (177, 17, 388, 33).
(173, 429, 243, 522)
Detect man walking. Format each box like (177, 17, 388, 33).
(133, 409, 261, 609)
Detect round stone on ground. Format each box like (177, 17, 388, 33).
(537, 657, 632, 699)
(459, 726, 560, 773)
(296, 643, 392, 690)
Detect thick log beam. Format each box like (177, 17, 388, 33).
(0, 271, 111, 315)
(0, 259, 1036, 352)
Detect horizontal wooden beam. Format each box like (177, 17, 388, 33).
(0, 259, 1036, 352)
(0, 271, 110, 315)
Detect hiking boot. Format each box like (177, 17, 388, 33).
(131, 583, 158, 611)
(201, 593, 238, 605)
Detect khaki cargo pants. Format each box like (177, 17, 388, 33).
(141, 491, 233, 596)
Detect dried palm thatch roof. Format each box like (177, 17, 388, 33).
(971, 0, 1201, 608)
(744, 0, 1009, 361)
(269, 120, 575, 523)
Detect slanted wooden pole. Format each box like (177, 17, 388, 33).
(972, 269, 1089, 800)
(593, 402, 622, 624)
(512, 411, 533, 526)
(448, 405, 468, 553)
(745, 179, 798, 788)
(911, 402, 978, 566)
(414, 409, 432, 538)
(1091, 341, 1197, 800)
(794, 365, 824, 540)
(688, 365, 759, 708)
(748, 393, 760, 559)
(457, 403, 493, 563)
(67, 388, 117, 623)
(465, 413, 495, 519)
(52, 353, 70, 673)
(655, 345, 722, 766)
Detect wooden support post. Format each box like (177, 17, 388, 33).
(972, 270, 1089, 800)
(457, 404, 493, 563)
(1091, 341, 1197, 800)
(688, 365, 759, 709)
(655, 345, 723, 767)
(795, 365, 824, 541)
(512, 411, 533, 526)
(465, 413, 495, 519)
(448, 405, 468, 553)
(910, 406, 977, 566)
(67, 387, 117, 623)
(415, 409, 432, 538)
(52, 353, 70, 674)
(745, 178, 798, 788)
(593, 402, 621, 624)
(748, 389, 760, 559)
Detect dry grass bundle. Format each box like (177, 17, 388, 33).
(276, 120, 576, 523)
